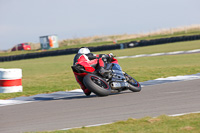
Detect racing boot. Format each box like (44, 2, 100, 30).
(98, 67, 112, 79)
(83, 88, 91, 96)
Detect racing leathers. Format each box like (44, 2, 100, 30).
(73, 53, 112, 96)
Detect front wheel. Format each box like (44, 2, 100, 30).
(125, 73, 141, 92)
(83, 74, 111, 96)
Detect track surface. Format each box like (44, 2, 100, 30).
(0, 79, 200, 133)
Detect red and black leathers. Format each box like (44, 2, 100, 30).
(73, 53, 106, 96)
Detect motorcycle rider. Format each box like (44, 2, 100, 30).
(73, 47, 113, 96)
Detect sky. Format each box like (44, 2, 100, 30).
(0, 0, 200, 50)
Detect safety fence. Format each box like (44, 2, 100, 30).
(0, 35, 200, 62)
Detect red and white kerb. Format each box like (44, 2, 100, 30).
(0, 68, 23, 93)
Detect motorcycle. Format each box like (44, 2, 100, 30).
(71, 55, 141, 96)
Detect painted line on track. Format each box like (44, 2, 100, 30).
(60, 122, 113, 131)
(0, 100, 33, 107)
(60, 111, 200, 131)
(116, 49, 200, 59)
(169, 111, 200, 117)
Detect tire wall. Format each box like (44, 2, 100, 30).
(1, 35, 200, 62)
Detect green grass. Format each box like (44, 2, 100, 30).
(0, 40, 200, 99)
(109, 40, 200, 57)
(34, 113, 200, 133)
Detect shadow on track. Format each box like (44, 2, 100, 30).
(33, 91, 134, 101)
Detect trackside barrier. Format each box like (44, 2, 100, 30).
(0, 35, 200, 62)
(0, 68, 23, 93)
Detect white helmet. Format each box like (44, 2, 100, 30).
(78, 47, 90, 54)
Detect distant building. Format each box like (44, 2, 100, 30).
(40, 35, 59, 50)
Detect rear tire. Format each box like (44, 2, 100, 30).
(83, 74, 111, 96)
(125, 73, 141, 92)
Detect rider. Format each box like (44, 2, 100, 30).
(73, 47, 113, 96)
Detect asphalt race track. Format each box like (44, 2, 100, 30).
(0, 79, 200, 133)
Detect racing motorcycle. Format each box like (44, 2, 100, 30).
(71, 55, 141, 96)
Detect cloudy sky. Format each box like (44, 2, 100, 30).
(0, 0, 200, 50)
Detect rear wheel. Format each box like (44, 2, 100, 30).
(83, 74, 111, 96)
(125, 73, 141, 92)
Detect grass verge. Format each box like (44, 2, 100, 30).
(34, 113, 200, 133)
(0, 40, 200, 99)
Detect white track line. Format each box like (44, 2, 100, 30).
(116, 49, 200, 59)
(60, 122, 113, 131)
(60, 111, 200, 131)
(169, 111, 200, 117)
(0, 100, 33, 107)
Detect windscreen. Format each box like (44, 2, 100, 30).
(112, 64, 122, 71)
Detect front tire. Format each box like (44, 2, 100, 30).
(125, 73, 141, 92)
(83, 74, 111, 96)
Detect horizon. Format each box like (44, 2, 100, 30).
(0, 24, 199, 51)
